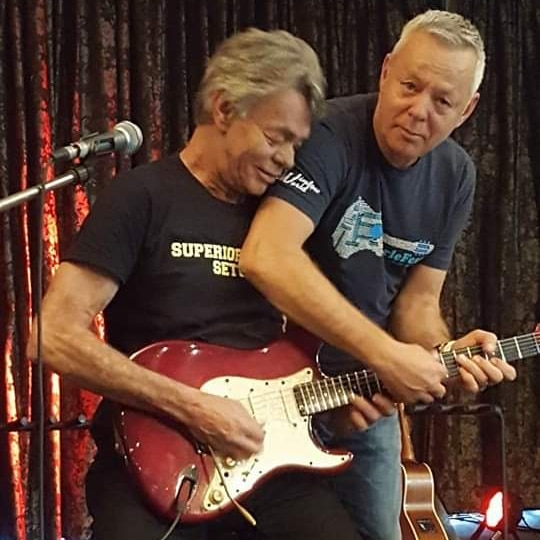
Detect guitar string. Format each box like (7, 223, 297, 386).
(235, 334, 540, 419)
(239, 339, 536, 418)
(444, 334, 539, 359)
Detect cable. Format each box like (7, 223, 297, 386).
(155, 510, 183, 540)
(208, 447, 257, 527)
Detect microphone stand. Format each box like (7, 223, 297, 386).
(1, 162, 91, 540)
(0, 164, 90, 212)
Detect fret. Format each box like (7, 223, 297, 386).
(323, 379, 333, 409)
(353, 372, 363, 397)
(324, 379, 339, 409)
(321, 379, 335, 409)
(374, 374, 382, 394)
(345, 373, 354, 396)
(466, 346, 473, 359)
(356, 371, 364, 396)
(441, 351, 456, 372)
(437, 353, 446, 367)
(513, 336, 523, 359)
(300, 384, 317, 414)
(534, 333, 540, 355)
(332, 377, 346, 406)
(300, 383, 314, 415)
(497, 341, 507, 362)
(308, 383, 322, 413)
(313, 380, 326, 412)
(362, 371, 372, 398)
(321, 378, 335, 410)
(338, 377, 350, 405)
(293, 385, 307, 416)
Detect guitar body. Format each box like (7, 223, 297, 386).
(116, 328, 538, 525)
(400, 460, 450, 540)
(116, 336, 352, 524)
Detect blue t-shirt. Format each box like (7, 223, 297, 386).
(268, 93, 475, 373)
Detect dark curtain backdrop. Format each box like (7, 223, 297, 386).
(0, 1, 538, 539)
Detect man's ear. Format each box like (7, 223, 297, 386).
(456, 92, 480, 128)
(211, 91, 235, 132)
(379, 53, 392, 88)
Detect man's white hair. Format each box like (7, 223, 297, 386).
(395, 9, 486, 94)
(195, 28, 326, 124)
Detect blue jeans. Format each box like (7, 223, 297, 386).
(315, 412, 402, 540)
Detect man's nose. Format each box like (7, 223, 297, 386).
(273, 143, 295, 169)
(407, 92, 431, 121)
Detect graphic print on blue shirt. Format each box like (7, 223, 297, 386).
(331, 195, 434, 266)
(332, 196, 384, 258)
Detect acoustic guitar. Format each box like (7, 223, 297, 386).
(399, 403, 450, 540)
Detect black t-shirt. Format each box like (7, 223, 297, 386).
(66, 153, 283, 354)
(269, 93, 475, 374)
(65, 154, 283, 449)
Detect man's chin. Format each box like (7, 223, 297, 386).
(245, 181, 270, 198)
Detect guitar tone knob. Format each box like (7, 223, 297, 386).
(210, 489, 224, 503)
(223, 456, 237, 468)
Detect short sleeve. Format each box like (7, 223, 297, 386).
(422, 157, 476, 270)
(64, 172, 151, 284)
(268, 119, 349, 226)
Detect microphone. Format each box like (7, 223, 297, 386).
(52, 120, 143, 163)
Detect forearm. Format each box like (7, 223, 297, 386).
(33, 321, 201, 426)
(240, 246, 396, 371)
(389, 297, 450, 350)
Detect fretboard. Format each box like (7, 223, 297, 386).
(293, 330, 540, 417)
(294, 369, 383, 416)
(438, 331, 540, 378)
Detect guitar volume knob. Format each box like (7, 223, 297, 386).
(210, 489, 224, 504)
(224, 456, 237, 468)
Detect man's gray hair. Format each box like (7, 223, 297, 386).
(395, 10, 486, 94)
(194, 28, 326, 124)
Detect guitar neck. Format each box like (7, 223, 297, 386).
(398, 403, 416, 462)
(293, 330, 540, 417)
(438, 331, 540, 378)
(294, 368, 384, 416)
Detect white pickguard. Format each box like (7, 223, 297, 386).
(199, 368, 351, 512)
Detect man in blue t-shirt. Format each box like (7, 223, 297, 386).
(241, 10, 517, 540)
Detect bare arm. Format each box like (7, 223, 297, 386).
(389, 264, 516, 391)
(27, 262, 264, 458)
(389, 264, 450, 348)
(240, 197, 448, 404)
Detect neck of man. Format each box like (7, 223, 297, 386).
(180, 125, 244, 204)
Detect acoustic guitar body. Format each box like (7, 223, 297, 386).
(400, 460, 449, 540)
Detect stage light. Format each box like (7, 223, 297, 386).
(469, 486, 524, 540)
(485, 491, 504, 529)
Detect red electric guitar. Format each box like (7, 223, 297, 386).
(116, 328, 539, 524)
